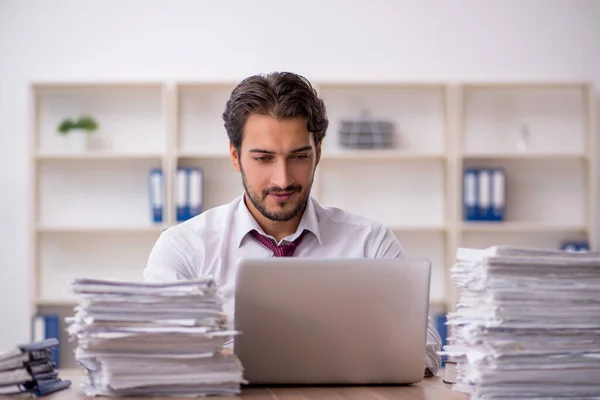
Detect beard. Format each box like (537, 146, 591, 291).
(240, 166, 313, 222)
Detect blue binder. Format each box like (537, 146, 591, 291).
(463, 168, 479, 221)
(176, 168, 189, 222)
(148, 168, 163, 223)
(561, 240, 589, 252)
(31, 315, 60, 369)
(188, 167, 204, 218)
(578, 242, 590, 251)
(464, 167, 507, 222)
(490, 168, 506, 222)
(435, 313, 448, 366)
(478, 168, 492, 220)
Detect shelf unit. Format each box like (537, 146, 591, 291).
(449, 82, 597, 307)
(28, 79, 597, 345)
(29, 82, 169, 312)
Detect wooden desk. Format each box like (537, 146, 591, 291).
(7, 372, 469, 400)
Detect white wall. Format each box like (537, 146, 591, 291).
(1, 0, 599, 349)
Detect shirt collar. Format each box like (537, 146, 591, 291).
(234, 193, 322, 248)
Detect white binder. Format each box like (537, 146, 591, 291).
(478, 169, 491, 220)
(491, 168, 506, 221)
(188, 168, 204, 218)
(149, 169, 163, 223)
(463, 168, 478, 221)
(176, 168, 189, 222)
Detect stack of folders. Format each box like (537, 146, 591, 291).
(441, 246, 600, 399)
(463, 167, 506, 221)
(0, 338, 71, 397)
(66, 278, 246, 397)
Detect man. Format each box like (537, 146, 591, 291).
(143, 71, 442, 377)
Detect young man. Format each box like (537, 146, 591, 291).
(143, 71, 442, 377)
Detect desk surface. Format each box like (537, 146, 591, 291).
(10, 372, 469, 400)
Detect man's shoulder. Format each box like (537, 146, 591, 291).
(313, 200, 403, 257)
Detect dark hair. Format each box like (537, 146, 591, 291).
(222, 71, 328, 150)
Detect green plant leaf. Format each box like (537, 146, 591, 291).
(57, 118, 75, 134)
(75, 115, 99, 131)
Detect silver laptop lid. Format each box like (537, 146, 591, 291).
(233, 257, 432, 385)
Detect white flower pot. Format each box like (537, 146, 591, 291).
(64, 129, 90, 153)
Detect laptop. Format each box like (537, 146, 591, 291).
(232, 257, 432, 385)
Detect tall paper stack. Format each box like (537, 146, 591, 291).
(442, 246, 600, 399)
(66, 278, 246, 397)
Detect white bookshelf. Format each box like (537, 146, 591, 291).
(29, 82, 169, 310)
(449, 82, 597, 307)
(36, 152, 163, 161)
(28, 80, 597, 356)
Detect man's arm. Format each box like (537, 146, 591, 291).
(143, 228, 198, 282)
(372, 224, 444, 377)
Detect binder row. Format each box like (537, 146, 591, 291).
(463, 168, 590, 252)
(463, 167, 506, 222)
(149, 167, 204, 224)
(561, 240, 590, 252)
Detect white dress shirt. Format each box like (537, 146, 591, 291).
(143, 193, 442, 375)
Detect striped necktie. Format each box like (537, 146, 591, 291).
(249, 229, 306, 257)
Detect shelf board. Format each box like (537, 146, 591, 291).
(429, 298, 448, 308)
(32, 81, 164, 91)
(462, 153, 586, 161)
(460, 221, 587, 233)
(177, 151, 230, 160)
(36, 152, 164, 161)
(461, 82, 589, 90)
(322, 150, 446, 161)
(176, 81, 238, 89)
(316, 81, 447, 89)
(36, 225, 167, 234)
(389, 225, 446, 232)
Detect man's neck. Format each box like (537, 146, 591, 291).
(244, 194, 303, 242)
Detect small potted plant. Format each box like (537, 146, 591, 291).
(57, 115, 99, 152)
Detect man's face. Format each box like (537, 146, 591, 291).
(230, 114, 320, 222)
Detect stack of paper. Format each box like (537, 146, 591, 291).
(66, 278, 246, 397)
(442, 245, 600, 399)
(0, 338, 72, 396)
